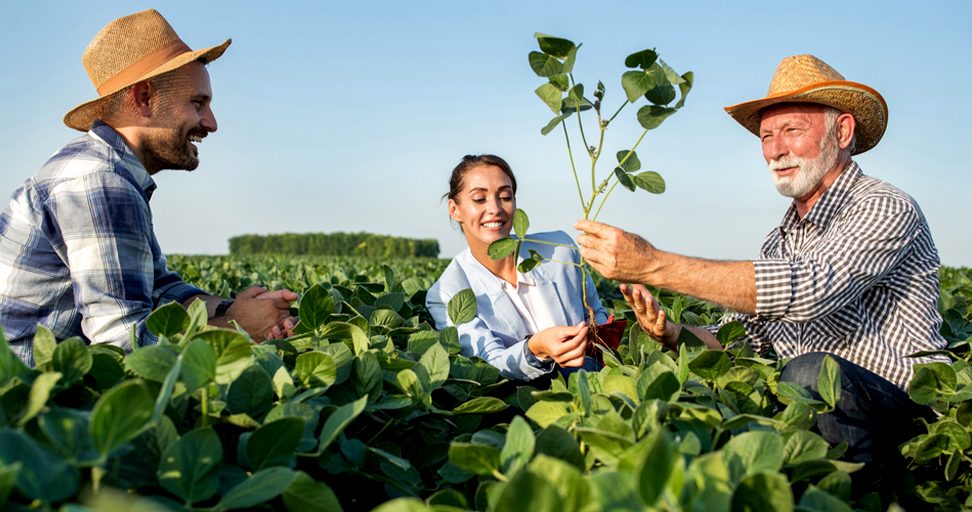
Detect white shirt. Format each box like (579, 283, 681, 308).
(499, 269, 559, 336)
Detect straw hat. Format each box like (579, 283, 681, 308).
(724, 54, 888, 154)
(63, 9, 231, 132)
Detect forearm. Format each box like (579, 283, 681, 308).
(642, 249, 756, 314)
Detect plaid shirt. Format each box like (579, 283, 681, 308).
(716, 161, 947, 389)
(0, 121, 205, 365)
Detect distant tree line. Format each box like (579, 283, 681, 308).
(228, 232, 440, 258)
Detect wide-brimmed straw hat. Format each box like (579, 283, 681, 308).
(64, 9, 231, 132)
(724, 54, 888, 155)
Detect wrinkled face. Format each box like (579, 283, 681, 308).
(759, 104, 839, 199)
(141, 61, 217, 173)
(448, 164, 516, 253)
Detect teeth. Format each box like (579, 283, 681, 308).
(189, 135, 203, 143)
(482, 222, 503, 228)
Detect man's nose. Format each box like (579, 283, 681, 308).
(202, 106, 218, 133)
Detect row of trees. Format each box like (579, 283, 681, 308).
(228, 232, 440, 258)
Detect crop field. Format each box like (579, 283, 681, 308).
(1, 254, 971, 511)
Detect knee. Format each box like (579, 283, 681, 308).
(780, 352, 833, 392)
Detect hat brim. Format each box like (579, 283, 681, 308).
(724, 80, 888, 155)
(63, 38, 231, 132)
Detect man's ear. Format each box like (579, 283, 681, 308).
(130, 81, 154, 118)
(836, 113, 856, 150)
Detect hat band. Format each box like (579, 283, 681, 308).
(96, 40, 192, 96)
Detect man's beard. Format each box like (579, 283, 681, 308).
(141, 127, 199, 172)
(768, 130, 839, 199)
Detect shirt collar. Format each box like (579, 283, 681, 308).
(89, 120, 158, 198)
(779, 160, 862, 232)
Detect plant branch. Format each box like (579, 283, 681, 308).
(562, 123, 586, 211)
(607, 101, 628, 125)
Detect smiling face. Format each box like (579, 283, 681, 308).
(448, 164, 517, 255)
(759, 104, 853, 212)
(141, 61, 217, 173)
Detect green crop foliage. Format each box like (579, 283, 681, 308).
(0, 255, 969, 510)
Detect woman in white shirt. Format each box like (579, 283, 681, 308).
(426, 154, 608, 381)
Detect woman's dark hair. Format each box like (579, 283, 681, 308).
(444, 154, 517, 202)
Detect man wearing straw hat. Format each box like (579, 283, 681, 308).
(575, 55, 945, 481)
(0, 9, 296, 365)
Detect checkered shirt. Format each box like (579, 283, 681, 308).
(0, 121, 205, 365)
(715, 161, 947, 389)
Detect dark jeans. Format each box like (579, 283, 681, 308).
(780, 352, 935, 493)
(557, 356, 601, 380)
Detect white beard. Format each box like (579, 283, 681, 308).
(768, 131, 839, 198)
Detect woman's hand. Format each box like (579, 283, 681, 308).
(528, 322, 590, 368)
(620, 283, 678, 350)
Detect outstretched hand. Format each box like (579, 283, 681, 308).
(620, 283, 678, 350)
(528, 322, 590, 368)
(574, 220, 655, 283)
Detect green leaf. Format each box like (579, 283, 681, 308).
(418, 342, 450, 389)
(126, 344, 178, 382)
(32, 325, 58, 369)
(513, 209, 529, 239)
(39, 407, 97, 464)
(447, 288, 477, 326)
(675, 71, 694, 109)
(616, 150, 641, 172)
(535, 426, 585, 470)
(562, 84, 592, 113)
(318, 322, 370, 355)
(295, 351, 337, 388)
(18, 371, 61, 426)
(614, 168, 635, 192)
(146, 301, 190, 337)
(535, 83, 563, 114)
(636, 105, 677, 130)
(197, 329, 254, 385)
(798, 486, 852, 512)
(448, 442, 501, 475)
(0, 429, 79, 502)
(528, 51, 564, 77)
(624, 48, 658, 69)
(0, 461, 17, 504)
(535, 33, 575, 58)
(782, 430, 829, 464)
(216, 466, 298, 510)
(282, 472, 343, 512)
(495, 469, 563, 511)
(621, 70, 655, 103)
(636, 429, 677, 505)
(562, 45, 579, 74)
(817, 355, 841, 408)
(731, 472, 794, 512)
(549, 74, 570, 91)
(296, 284, 334, 332)
(90, 380, 154, 457)
(318, 396, 368, 454)
(500, 416, 535, 476)
(644, 66, 676, 106)
(453, 396, 508, 414)
(0, 328, 31, 382)
(180, 338, 216, 393)
(488, 237, 517, 260)
(715, 321, 747, 345)
(157, 427, 222, 504)
(247, 417, 304, 470)
(633, 171, 666, 194)
(909, 362, 956, 404)
(227, 364, 275, 418)
(517, 258, 540, 273)
(541, 112, 572, 135)
(51, 337, 92, 386)
(689, 350, 731, 381)
(723, 431, 784, 484)
(396, 368, 429, 407)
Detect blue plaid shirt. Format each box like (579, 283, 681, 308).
(0, 121, 205, 364)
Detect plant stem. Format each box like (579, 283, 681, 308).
(201, 386, 209, 428)
(607, 101, 627, 125)
(520, 238, 576, 248)
(592, 128, 650, 220)
(562, 123, 586, 211)
(569, 74, 593, 159)
(591, 181, 620, 221)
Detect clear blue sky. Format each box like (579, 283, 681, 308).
(2, 1, 970, 266)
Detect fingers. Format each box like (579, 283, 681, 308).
(237, 286, 269, 299)
(574, 219, 615, 236)
(256, 289, 299, 301)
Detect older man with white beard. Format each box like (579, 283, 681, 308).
(574, 55, 946, 493)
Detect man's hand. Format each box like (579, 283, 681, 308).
(528, 322, 590, 368)
(620, 283, 678, 350)
(574, 220, 655, 283)
(220, 286, 297, 341)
